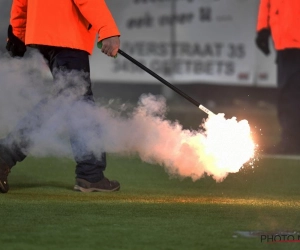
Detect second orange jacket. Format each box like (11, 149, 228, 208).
(257, 0, 300, 50)
(10, 0, 120, 55)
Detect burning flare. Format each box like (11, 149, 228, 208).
(103, 97, 257, 182)
(201, 113, 256, 180)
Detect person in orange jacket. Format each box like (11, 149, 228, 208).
(0, 0, 121, 193)
(256, 0, 300, 155)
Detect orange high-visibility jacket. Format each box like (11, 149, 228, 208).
(10, 0, 120, 54)
(257, 0, 300, 50)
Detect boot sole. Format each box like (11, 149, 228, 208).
(73, 185, 120, 192)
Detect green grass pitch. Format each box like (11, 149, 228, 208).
(1, 154, 300, 250)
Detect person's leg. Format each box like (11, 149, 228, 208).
(41, 47, 110, 184)
(0, 49, 52, 192)
(275, 49, 300, 153)
(0, 97, 53, 192)
(277, 71, 300, 152)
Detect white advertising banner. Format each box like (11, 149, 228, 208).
(174, 0, 259, 85)
(90, 0, 277, 87)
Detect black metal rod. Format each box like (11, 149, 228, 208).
(118, 49, 201, 108)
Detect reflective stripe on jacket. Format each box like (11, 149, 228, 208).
(10, 0, 120, 54)
(257, 0, 300, 50)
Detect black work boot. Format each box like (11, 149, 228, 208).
(74, 177, 120, 192)
(0, 157, 10, 193)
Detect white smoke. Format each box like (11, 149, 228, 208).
(0, 52, 47, 133)
(0, 51, 255, 182)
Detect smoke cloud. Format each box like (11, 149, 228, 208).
(0, 51, 255, 182)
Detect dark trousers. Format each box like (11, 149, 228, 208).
(276, 49, 300, 149)
(0, 46, 106, 182)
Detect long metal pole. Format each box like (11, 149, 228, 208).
(117, 49, 215, 116)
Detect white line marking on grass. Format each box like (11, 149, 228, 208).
(261, 154, 300, 160)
